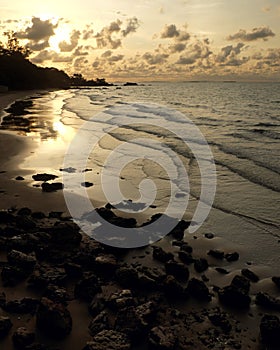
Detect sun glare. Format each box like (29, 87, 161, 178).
(49, 24, 71, 52)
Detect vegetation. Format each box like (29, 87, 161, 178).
(0, 31, 111, 90)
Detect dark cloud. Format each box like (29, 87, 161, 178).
(216, 43, 244, 63)
(82, 26, 94, 40)
(74, 57, 88, 68)
(227, 26, 275, 41)
(101, 50, 112, 58)
(28, 40, 50, 51)
(31, 50, 54, 63)
(161, 24, 180, 38)
(122, 17, 140, 37)
(108, 54, 124, 62)
(95, 19, 122, 49)
(59, 30, 80, 52)
(169, 43, 186, 53)
(17, 17, 57, 41)
(176, 56, 196, 65)
(72, 46, 89, 56)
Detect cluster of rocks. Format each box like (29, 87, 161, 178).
(0, 207, 280, 349)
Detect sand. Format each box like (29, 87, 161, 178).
(0, 92, 279, 350)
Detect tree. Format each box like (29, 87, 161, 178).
(0, 31, 31, 58)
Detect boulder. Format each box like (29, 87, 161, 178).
(260, 315, 280, 345)
(83, 330, 130, 350)
(74, 274, 101, 302)
(149, 326, 177, 350)
(194, 258, 209, 273)
(255, 292, 280, 311)
(165, 261, 189, 281)
(187, 278, 211, 302)
(0, 316, 13, 339)
(7, 250, 36, 270)
(12, 327, 35, 349)
(89, 311, 110, 336)
(152, 246, 174, 263)
(225, 252, 239, 262)
(207, 249, 224, 260)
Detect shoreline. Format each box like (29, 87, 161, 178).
(0, 92, 279, 349)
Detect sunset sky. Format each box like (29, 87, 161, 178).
(0, 0, 280, 81)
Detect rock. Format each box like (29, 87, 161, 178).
(31, 212, 46, 219)
(16, 215, 37, 230)
(231, 275, 250, 294)
(115, 306, 144, 341)
(32, 173, 58, 182)
(204, 233, 214, 239)
(4, 298, 39, 314)
(152, 246, 174, 263)
(74, 274, 101, 302)
(81, 182, 94, 187)
(260, 315, 280, 345)
(1, 266, 30, 286)
(28, 268, 67, 288)
(15, 176, 24, 181)
(7, 250, 36, 270)
(89, 311, 110, 336)
(49, 222, 82, 247)
(168, 220, 190, 240)
(187, 278, 212, 302)
(165, 261, 189, 281)
(218, 285, 251, 309)
(255, 292, 280, 311)
(163, 275, 185, 298)
(12, 327, 35, 349)
(41, 182, 63, 192)
(36, 297, 72, 339)
(89, 294, 106, 317)
(83, 330, 130, 350)
(177, 251, 194, 264)
(0, 210, 15, 223)
(44, 285, 69, 305)
(225, 252, 239, 262)
(194, 258, 209, 273)
(207, 249, 224, 259)
(17, 207, 32, 216)
(135, 301, 156, 328)
(241, 268, 259, 282)
(180, 243, 193, 254)
(0, 316, 13, 339)
(149, 326, 177, 350)
(272, 276, 280, 289)
(94, 254, 118, 275)
(107, 290, 135, 311)
(115, 267, 139, 288)
(208, 310, 232, 332)
(64, 262, 83, 278)
(215, 267, 229, 274)
(60, 167, 76, 173)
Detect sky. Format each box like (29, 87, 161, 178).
(0, 0, 280, 81)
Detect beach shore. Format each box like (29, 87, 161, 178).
(0, 92, 279, 350)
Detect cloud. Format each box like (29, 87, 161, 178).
(82, 26, 94, 40)
(122, 17, 140, 37)
(31, 49, 73, 64)
(17, 17, 57, 41)
(107, 54, 124, 62)
(143, 52, 169, 65)
(161, 24, 180, 38)
(227, 26, 275, 41)
(101, 50, 112, 58)
(59, 30, 80, 52)
(169, 43, 186, 53)
(216, 43, 245, 62)
(28, 40, 50, 51)
(72, 46, 89, 56)
(74, 57, 88, 68)
(176, 56, 196, 65)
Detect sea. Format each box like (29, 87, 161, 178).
(2, 81, 280, 272)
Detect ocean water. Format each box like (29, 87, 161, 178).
(3, 82, 280, 269)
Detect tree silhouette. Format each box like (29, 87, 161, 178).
(0, 31, 31, 58)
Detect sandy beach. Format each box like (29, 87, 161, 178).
(0, 92, 280, 350)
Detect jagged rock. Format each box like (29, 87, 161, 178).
(74, 274, 101, 301)
(194, 258, 209, 273)
(49, 222, 82, 247)
(15, 215, 37, 230)
(12, 327, 35, 349)
(149, 326, 177, 350)
(36, 297, 72, 339)
(7, 250, 36, 270)
(187, 278, 212, 302)
(218, 286, 251, 309)
(64, 262, 83, 278)
(231, 275, 250, 294)
(107, 290, 135, 311)
(241, 268, 259, 282)
(255, 292, 280, 311)
(41, 182, 63, 192)
(208, 310, 232, 332)
(165, 261, 189, 281)
(44, 285, 69, 305)
(215, 267, 229, 274)
(180, 243, 193, 254)
(260, 315, 280, 345)
(0, 316, 13, 338)
(32, 173, 58, 182)
(17, 207, 32, 216)
(83, 330, 130, 350)
(115, 306, 145, 341)
(152, 246, 174, 263)
(225, 252, 239, 262)
(1, 266, 30, 286)
(89, 311, 110, 336)
(168, 220, 190, 240)
(207, 249, 224, 259)
(163, 275, 185, 298)
(272, 276, 280, 289)
(89, 294, 106, 317)
(4, 298, 39, 314)
(177, 251, 194, 265)
(0, 210, 15, 223)
(135, 301, 156, 328)
(94, 254, 118, 275)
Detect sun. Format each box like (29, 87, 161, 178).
(49, 24, 71, 52)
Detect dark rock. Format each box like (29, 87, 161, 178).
(194, 258, 209, 273)
(89, 294, 106, 317)
(41, 182, 63, 192)
(115, 266, 139, 288)
(215, 267, 229, 274)
(1, 266, 30, 286)
(260, 315, 280, 345)
(272, 276, 280, 289)
(32, 173, 58, 182)
(204, 233, 214, 239)
(163, 275, 185, 298)
(89, 311, 110, 336)
(255, 292, 280, 311)
(107, 290, 135, 311)
(44, 285, 69, 305)
(152, 246, 174, 263)
(231, 275, 250, 294)
(15, 176, 24, 180)
(48, 211, 63, 219)
(59, 167, 76, 173)
(74, 274, 101, 302)
(64, 262, 83, 278)
(12, 327, 35, 349)
(207, 249, 224, 259)
(0, 292, 6, 308)
(4, 298, 39, 314)
(0, 316, 13, 339)
(94, 254, 118, 275)
(180, 243, 193, 254)
(0, 210, 15, 223)
(115, 306, 144, 341)
(165, 261, 189, 281)
(149, 326, 177, 350)
(36, 297, 72, 339)
(225, 252, 239, 262)
(31, 212, 46, 219)
(83, 330, 130, 350)
(49, 222, 82, 247)
(28, 268, 67, 288)
(177, 251, 194, 264)
(7, 250, 36, 270)
(187, 278, 211, 302)
(81, 182, 94, 187)
(135, 301, 156, 328)
(16, 215, 37, 230)
(241, 268, 259, 282)
(168, 220, 190, 240)
(17, 207, 32, 216)
(208, 309, 231, 332)
(218, 286, 251, 308)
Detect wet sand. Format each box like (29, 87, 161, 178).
(0, 93, 279, 350)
